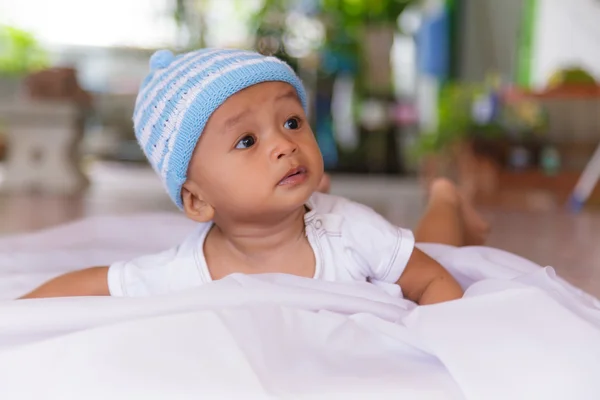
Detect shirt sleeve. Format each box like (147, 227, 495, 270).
(107, 225, 208, 297)
(340, 200, 415, 283)
(107, 247, 180, 297)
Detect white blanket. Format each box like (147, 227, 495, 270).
(0, 213, 599, 400)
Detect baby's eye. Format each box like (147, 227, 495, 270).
(235, 135, 256, 149)
(284, 117, 301, 130)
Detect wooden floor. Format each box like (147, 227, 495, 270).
(1, 161, 599, 297)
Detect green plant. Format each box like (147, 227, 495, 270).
(248, 0, 415, 57)
(322, 0, 415, 24)
(319, 0, 415, 69)
(0, 25, 48, 76)
(412, 81, 549, 158)
(413, 82, 485, 157)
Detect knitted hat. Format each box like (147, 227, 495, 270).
(133, 48, 308, 209)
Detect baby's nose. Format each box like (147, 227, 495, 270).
(271, 134, 298, 160)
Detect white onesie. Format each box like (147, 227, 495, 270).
(107, 193, 415, 297)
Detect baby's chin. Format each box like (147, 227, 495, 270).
(271, 185, 318, 210)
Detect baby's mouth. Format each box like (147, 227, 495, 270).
(278, 166, 308, 186)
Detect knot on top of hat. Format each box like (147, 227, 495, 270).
(149, 49, 175, 71)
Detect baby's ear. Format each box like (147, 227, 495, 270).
(181, 181, 214, 223)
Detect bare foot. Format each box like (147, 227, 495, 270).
(429, 178, 461, 207)
(429, 178, 490, 246)
(317, 173, 331, 194)
(459, 191, 490, 246)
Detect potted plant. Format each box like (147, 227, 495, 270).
(0, 25, 49, 97)
(319, 0, 415, 94)
(414, 79, 548, 197)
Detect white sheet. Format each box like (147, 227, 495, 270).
(0, 213, 599, 400)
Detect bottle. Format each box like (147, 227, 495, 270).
(540, 145, 561, 176)
(509, 145, 530, 171)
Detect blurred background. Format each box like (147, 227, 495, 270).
(1, 0, 600, 293)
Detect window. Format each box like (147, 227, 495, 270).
(0, 0, 264, 49)
(0, 0, 179, 48)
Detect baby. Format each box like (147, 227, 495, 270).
(20, 49, 487, 304)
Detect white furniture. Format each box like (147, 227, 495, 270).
(0, 100, 89, 194)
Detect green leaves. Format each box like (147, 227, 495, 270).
(323, 0, 413, 23)
(0, 25, 49, 76)
(413, 83, 485, 156)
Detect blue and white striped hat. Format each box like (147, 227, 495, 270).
(133, 48, 308, 209)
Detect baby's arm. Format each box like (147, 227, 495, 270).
(18, 267, 110, 299)
(397, 248, 463, 305)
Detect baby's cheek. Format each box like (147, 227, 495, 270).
(232, 173, 268, 196)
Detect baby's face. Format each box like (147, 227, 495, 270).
(187, 81, 324, 220)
